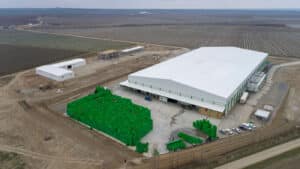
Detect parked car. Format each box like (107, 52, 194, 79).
(232, 128, 241, 134)
(228, 129, 234, 135)
(219, 128, 233, 135)
(248, 122, 257, 130)
(219, 129, 227, 134)
(239, 123, 253, 131)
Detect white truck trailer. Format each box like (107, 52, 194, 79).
(239, 92, 249, 104)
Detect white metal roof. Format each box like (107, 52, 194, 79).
(36, 66, 73, 76)
(121, 46, 144, 53)
(254, 109, 271, 119)
(36, 58, 86, 80)
(130, 47, 268, 99)
(50, 58, 86, 68)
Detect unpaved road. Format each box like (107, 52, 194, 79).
(215, 138, 300, 169)
(21, 28, 189, 50)
(0, 46, 184, 169)
(0, 144, 103, 166)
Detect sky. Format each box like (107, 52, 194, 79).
(0, 0, 300, 9)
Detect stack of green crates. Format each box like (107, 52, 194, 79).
(193, 119, 217, 139)
(177, 132, 203, 145)
(67, 86, 153, 147)
(136, 142, 149, 153)
(166, 140, 186, 152)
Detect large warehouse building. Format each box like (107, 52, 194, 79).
(121, 47, 268, 118)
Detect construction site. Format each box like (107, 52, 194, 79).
(0, 36, 300, 169)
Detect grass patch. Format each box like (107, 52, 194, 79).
(0, 30, 133, 52)
(0, 44, 85, 75)
(244, 146, 300, 169)
(0, 151, 26, 169)
(182, 125, 300, 169)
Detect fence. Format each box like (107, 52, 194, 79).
(130, 121, 298, 169)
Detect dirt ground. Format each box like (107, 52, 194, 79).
(0, 46, 186, 169)
(112, 85, 220, 155)
(272, 63, 300, 123)
(0, 43, 300, 169)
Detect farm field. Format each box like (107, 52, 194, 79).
(0, 44, 84, 75)
(0, 30, 133, 75)
(0, 30, 132, 52)
(0, 151, 26, 169)
(38, 24, 300, 57)
(244, 147, 300, 169)
(23, 9, 300, 58)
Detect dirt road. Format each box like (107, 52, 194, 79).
(0, 144, 103, 166)
(0, 45, 185, 169)
(20, 28, 189, 50)
(214, 138, 300, 169)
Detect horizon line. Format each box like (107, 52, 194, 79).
(0, 7, 300, 11)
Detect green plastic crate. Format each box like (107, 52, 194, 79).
(178, 132, 203, 145)
(67, 86, 153, 147)
(166, 139, 186, 151)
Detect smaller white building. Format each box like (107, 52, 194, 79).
(121, 46, 144, 54)
(36, 58, 86, 81)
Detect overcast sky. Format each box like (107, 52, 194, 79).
(1, 0, 300, 9)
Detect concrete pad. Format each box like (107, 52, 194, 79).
(112, 85, 220, 155)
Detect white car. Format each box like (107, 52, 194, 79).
(225, 129, 234, 135)
(232, 128, 241, 134)
(228, 130, 234, 135)
(248, 122, 257, 129)
(219, 128, 233, 135)
(239, 123, 253, 131)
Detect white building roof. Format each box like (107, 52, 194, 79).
(36, 58, 86, 81)
(51, 58, 86, 68)
(37, 66, 73, 76)
(121, 46, 144, 53)
(130, 47, 268, 99)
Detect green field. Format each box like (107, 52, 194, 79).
(0, 30, 132, 52)
(0, 44, 85, 75)
(0, 151, 26, 169)
(0, 30, 133, 75)
(244, 147, 300, 169)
